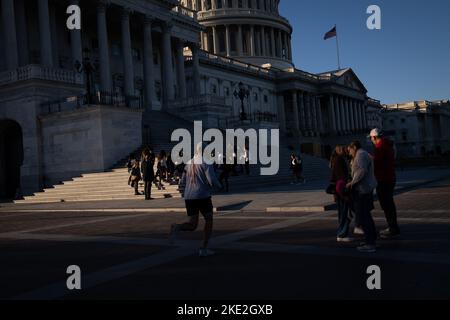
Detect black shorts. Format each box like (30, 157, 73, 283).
(185, 198, 214, 218)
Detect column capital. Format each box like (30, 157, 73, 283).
(161, 20, 174, 32)
(97, 0, 111, 10)
(144, 14, 155, 25)
(121, 7, 133, 20)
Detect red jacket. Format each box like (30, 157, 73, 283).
(373, 137, 396, 182)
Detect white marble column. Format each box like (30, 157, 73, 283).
(260, 26, 266, 56)
(292, 91, 300, 131)
(97, 1, 112, 92)
(277, 94, 286, 132)
(192, 43, 201, 97)
(225, 25, 231, 56)
(283, 32, 288, 59)
(69, 0, 82, 67)
(352, 100, 358, 131)
(298, 91, 306, 131)
(316, 97, 323, 134)
(288, 35, 293, 60)
(212, 26, 219, 54)
(255, 28, 261, 56)
(346, 98, 353, 132)
(361, 102, 368, 130)
(38, 0, 53, 66)
(2, 0, 18, 69)
(311, 94, 317, 133)
(15, 0, 29, 66)
(237, 25, 243, 55)
(334, 95, 342, 133)
(161, 21, 175, 106)
(200, 31, 205, 50)
(328, 95, 337, 133)
(304, 93, 312, 131)
(143, 16, 155, 111)
(341, 97, 348, 132)
(276, 29, 282, 58)
(258, 0, 264, 10)
(121, 8, 134, 96)
(249, 25, 255, 56)
(358, 101, 364, 131)
(50, 4, 59, 67)
(176, 40, 187, 99)
(270, 28, 276, 57)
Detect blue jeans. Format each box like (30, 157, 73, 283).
(337, 197, 351, 238)
(354, 191, 377, 245)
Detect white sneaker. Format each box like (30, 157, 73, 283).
(199, 248, 215, 257)
(169, 224, 179, 244)
(354, 227, 365, 235)
(337, 237, 354, 243)
(357, 244, 377, 253)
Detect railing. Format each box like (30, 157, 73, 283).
(0, 64, 83, 86)
(218, 112, 278, 129)
(41, 91, 143, 115)
(170, 94, 227, 108)
(188, 50, 277, 77)
(172, 4, 198, 20)
(197, 8, 291, 26)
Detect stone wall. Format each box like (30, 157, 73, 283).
(40, 105, 142, 186)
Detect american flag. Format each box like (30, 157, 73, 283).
(324, 26, 337, 40)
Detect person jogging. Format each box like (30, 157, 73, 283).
(169, 143, 222, 257)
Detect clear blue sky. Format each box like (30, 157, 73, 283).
(279, 0, 450, 104)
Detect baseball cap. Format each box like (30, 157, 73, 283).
(368, 128, 382, 138)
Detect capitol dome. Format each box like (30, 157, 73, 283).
(181, 0, 294, 70)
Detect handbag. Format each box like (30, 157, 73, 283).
(326, 182, 336, 195)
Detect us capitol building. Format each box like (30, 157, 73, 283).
(0, 0, 379, 199)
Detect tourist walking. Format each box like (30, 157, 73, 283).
(330, 145, 353, 242)
(346, 141, 378, 253)
(141, 149, 155, 200)
(290, 154, 305, 184)
(169, 143, 222, 257)
(369, 128, 400, 239)
(130, 159, 142, 196)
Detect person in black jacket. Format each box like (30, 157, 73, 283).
(130, 159, 142, 195)
(141, 149, 155, 200)
(330, 145, 353, 242)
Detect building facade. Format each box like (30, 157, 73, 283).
(0, 0, 374, 199)
(382, 100, 450, 158)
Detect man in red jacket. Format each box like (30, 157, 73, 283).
(369, 128, 400, 238)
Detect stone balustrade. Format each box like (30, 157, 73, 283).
(0, 65, 83, 87)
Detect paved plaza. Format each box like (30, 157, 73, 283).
(1, 168, 450, 300)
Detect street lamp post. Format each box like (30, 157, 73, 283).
(74, 48, 96, 105)
(234, 82, 250, 121)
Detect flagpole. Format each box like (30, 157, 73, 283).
(335, 24, 341, 69)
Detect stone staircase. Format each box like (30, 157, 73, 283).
(15, 111, 330, 204)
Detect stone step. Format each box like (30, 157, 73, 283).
(22, 192, 181, 202)
(15, 194, 182, 204)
